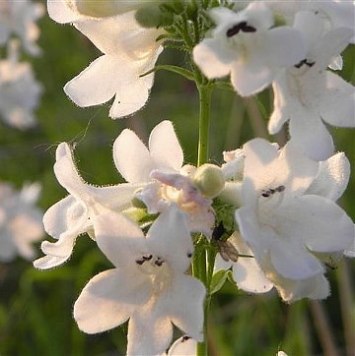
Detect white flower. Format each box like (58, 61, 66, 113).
(113, 120, 215, 235)
(74, 207, 205, 356)
(269, 11, 355, 160)
(33, 142, 137, 269)
(235, 138, 354, 302)
(47, 1, 163, 119)
(193, 3, 305, 96)
(0, 182, 43, 262)
(0, 0, 44, 55)
(0, 41, 42, 130)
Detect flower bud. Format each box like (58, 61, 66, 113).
(193, 164, 225, 198)
(135, 3, 173, 28)
(69, 0, 143, 18)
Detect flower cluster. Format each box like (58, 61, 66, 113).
(0, 0, 43, 129)
(35, 1, 355, 355)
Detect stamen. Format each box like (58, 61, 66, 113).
(261, 185, 285, 198)
(226, 21, 257, 37)
(294, 59, 315, 69)
(154, 257, 164, 267)
(182, 336, 191, 342)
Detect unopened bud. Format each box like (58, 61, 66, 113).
(193, 164, 225, 198)
(71, 0, 143, 18)
(135, 3, 173, 28)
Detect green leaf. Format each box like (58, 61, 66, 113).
(209, 269, 230, 295)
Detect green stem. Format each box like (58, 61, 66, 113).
(197, 84, 213, 166)
(193, 81, 213, 356)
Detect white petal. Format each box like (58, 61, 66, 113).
(149, 121, 183, 171)
(43, 196, 86, 239)
(289, 109, 334, 161)
(47, 0, 82, 24)
(33, 234, 76, 269)
(306, 152, 350, 201)
(258, 27, 305, 68)
(344, 227, 355, 257)
(230, 234, 273, 293)
(165, 274, 205, 342)
(275, 273, 330, 303)
(128, 310, 173, 356)
(113, 128, 155, 183)
(318, 72, 355, 128)
(74, 268, 151, 334)
(278, 196, 354, 253)
(230, 60, 274, 97)
(147, 206, 193, 272)
(270, 239, 324, 279)
(64, 55, 117, 107)
(94, 211, 145, 268)
(311, 27, 353, 70)
(193, 39, 232, 79)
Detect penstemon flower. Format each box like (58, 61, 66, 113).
(34, 142, 138, 269)
(269, 10, 355, 160)
(193, 2, 305, 96)
(0, 182, 43, 262)
(113, 120, 217, 236)
(234, 139, 354, 301)
(47, 1, 163, 118)
(74, 207, 205, 355)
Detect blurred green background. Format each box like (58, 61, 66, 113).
(0, 2, 354, 355)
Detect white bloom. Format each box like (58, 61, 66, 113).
(74, 207, 205, 356)
(0, 41, 42, 130)
(269, 11, 355, 160)
(193, 3, 305, 96)
(0, 182, 43, 262)
(33, 142, 137, 269)
(235, 138, 354, 302)
(47, 1, 163, 119)
(113, 120, 215, 236)
(0, 0, 44, 55)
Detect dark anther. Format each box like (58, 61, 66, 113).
(294, 58, 316, 69)
(261, 185, 285, 198)
(182, 336, 191, 342)
(276, 185, 285, 193)
(187, 252, 193, 258)
(212, 221, 226, 241)
(155, 257, 164, 267)
(135, 258, 145, 265)
(226, 21, 257, 37)
(142, 254, 153, 261)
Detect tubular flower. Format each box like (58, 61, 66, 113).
(34, 143, 137, 269)
(193, 2, 305, 96)
(269, 11, 355, 160)
(47, 0, 163, 119)
(113, 120, 215, 236)
(74, 207, 205, 356)
(235, 138, 354, 302)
